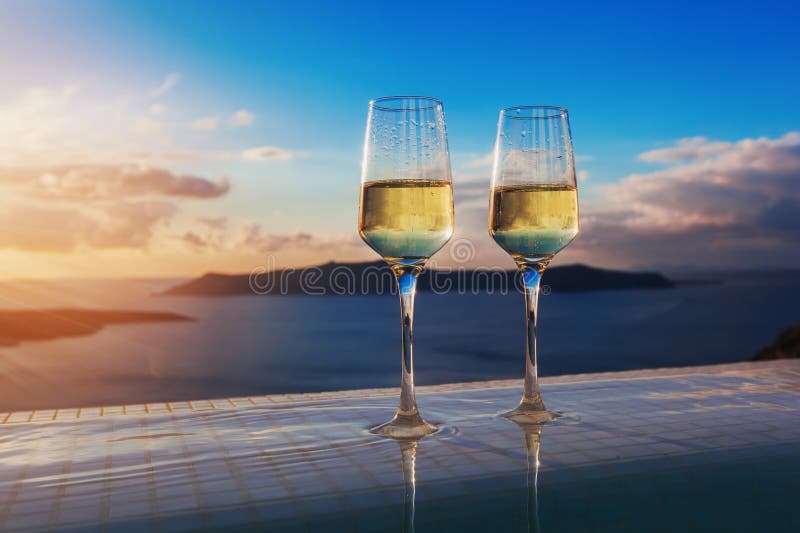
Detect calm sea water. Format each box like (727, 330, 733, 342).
(0, 272, 797, 410)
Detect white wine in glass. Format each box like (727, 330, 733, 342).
(489, 106, 579, 423)
(358, 96, 454, 438)
(360, 179, 454, 264)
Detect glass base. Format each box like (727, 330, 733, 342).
(370, 412, 438, 439)
(501, 401, 559, 425)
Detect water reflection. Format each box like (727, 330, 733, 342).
(398, 438, 420, 533)
(511, 420, 544, 533)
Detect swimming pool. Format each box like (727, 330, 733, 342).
(1, 360, 798, 532)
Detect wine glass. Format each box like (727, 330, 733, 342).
(358, 96, 454, 438)
(488, 106, 579, 423)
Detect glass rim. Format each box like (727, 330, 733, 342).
(500, 105, 568, 119)
(369, 95, 443, 112)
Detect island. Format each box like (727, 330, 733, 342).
(753, 323, 800, 360)
(160, 261, 674, 297)
(0, 308, 193, 346)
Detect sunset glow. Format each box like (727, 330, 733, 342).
(1, 1, 798, 278)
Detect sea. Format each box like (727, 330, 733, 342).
(0, 271, 797, 411)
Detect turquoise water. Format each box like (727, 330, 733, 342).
(292, 447, 800, 532)
(0, 272, 797, 410)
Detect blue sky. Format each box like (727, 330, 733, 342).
(0, 0, 798, 276)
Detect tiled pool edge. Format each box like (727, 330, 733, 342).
(2, 359, 798, 425)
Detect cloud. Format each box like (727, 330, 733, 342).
(228, 109, 255, 127)
(125, 146, 304, 164)
(0, 83, 306, 168)
(191, 116, 218, 131)
(181, 231, 209, 249)
(452, 132, 800, 269)
(578, 170, 590, 182)
(639, 136, 732, 163)
(0, 165, 230, 200)
(451, 174, 488, 205)
(177, 218, 364, 258)
(566, 131, 800, 267)
(133, 116, 166, 134)
(149, 73, 181, 98)
(465, 152, 494, 169)
(237, 223, 361, 253)
(179, 217, 229, 251)
(0, 200, 177, 252)
(240, 145, 296, 161)
(0, 164, 230, 254)
(85, 201, 179, 249)
(0, 203, 94, 252)
(466, 152, 593, 169)
(0, 84, 83, 164)
(19, 84, 82, 113)
(197, 216, 228, 230)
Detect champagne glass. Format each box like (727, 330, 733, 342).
(489, 106, 579, 423)
(358, 96, 454, 438)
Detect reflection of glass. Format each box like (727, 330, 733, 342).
(511, 420, 544, 533)
(489, 106, 579, 423)
(359, 96, 454, 438)
(398, 438, 420, 533)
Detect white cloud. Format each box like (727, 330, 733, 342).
(465, 152, 494, 169)
(149, 72, 181, 98)
(467, 152, 593, 169)
(190, 116, 219, 131)
(228, 109, 255, 127)
(639, 136, 732, 163)
(125, 146, 304, 164)
(133, 116, 165, 134)
(0, 83, 305, 169)
(0, 84, 83, 163)
(578, 170, 590, 182)
(240, 145, 296, 161)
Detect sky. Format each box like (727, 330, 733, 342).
(0, 0, 798, 278)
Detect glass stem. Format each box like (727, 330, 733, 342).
(394, 266, 421, 417)
(400, 440, 418, 533)
(521, 265, 547, 411)
(525, 428, 542, 533)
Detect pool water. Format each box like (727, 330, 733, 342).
(0, 361, 798, 532)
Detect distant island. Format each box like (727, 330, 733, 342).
(753, 323, 800, 361)
(0, 308, 193, 346)
(161, 261, 674, 297)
